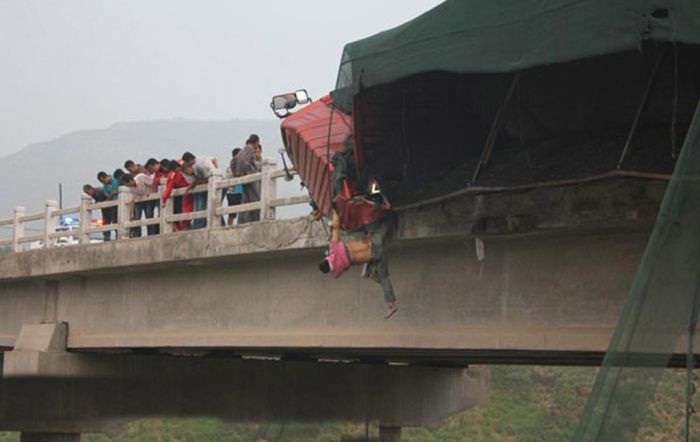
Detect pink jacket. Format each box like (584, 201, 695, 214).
(327, 240, 351, 278)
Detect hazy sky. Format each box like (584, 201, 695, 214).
(0, 0, 443, 157)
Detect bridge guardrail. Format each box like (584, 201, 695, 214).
(5, 159, 311, 252)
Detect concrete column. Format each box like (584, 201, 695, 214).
(20, 432, 80, 442)
(116, 186, 130, 240)
(379, 426, 401, 442)
(2, 323, 73, 377)
(78, 194, 91, 245)
(12, 206, 25, 252)
(43, 200, 58, 249)
(260, 159, 277, 221)
(207, 170, 222, 229)
(158, 177, 169, 234)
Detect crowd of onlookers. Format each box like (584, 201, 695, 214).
(83, 134, 265, 241)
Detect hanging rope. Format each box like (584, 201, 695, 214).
(471, 72, 521, 184)
(617, 47, 668, 169)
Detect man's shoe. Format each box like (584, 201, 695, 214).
(385, 303, 398, 320)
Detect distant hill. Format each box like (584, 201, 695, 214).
(0, 119, 307, 220)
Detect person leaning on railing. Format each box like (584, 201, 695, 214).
(155, 159, 171, 192)
(113, 168, 126, 184)
(182, 151, 219, 229)
(141, 158, 161, 236)
(122, 168, 156, 238)
(97, 171, 119, 240)
(225, 148, 243, 226)
(124, 160, 147, 176)
(161, 161, 195, 231)
(83, 184, 112, 242)
(235, 135, 262, 224)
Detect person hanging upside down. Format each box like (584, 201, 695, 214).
(319, 210, 398, 319)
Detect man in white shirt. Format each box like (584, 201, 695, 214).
(193, 156, 218, 181)
(124, 158, 160, 237)
(182, 151, 219, 229)
(132, 170, 154, 196)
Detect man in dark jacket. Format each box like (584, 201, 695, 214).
(235, 134, 262, 224)
(83, 184, 113, 241)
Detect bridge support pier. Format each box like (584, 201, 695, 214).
(2, 323, 80, 377)
(379, 426, 402, 441)
(20, 432, 80, 442)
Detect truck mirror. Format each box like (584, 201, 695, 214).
(295, 89, 311, 105)
(270, 89, 313, 118)
(271, 93, 297, 111)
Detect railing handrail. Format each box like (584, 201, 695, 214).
(54, 206, 81, 217)
(215, 172, 264, 189)
(130, 192, 162, 204)
(18, 213, 45, 223)
(3, 158, 311, 253)
(167, 183, 208, 198)
(215, 202, 262, 216)
(87, 200, 118, 210)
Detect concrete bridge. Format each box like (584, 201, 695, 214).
(0, 174, 669, 440)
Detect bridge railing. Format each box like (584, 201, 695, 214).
(2, 159, 311, 252)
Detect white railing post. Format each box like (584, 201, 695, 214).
(207, 170, 222, 229)
(159, 177, 169, 234)
(116, 186, 131, 240)
(44, 200, 58, 249)
(79, 193, 91, 245)
(260, 159, 277, 221)
(12, 206, 25, 253)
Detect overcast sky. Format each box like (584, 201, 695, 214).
(0, 0, 443, 157)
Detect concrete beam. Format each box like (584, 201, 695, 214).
(12, 323, 67, 352)
(0, 217, 327, 282)
(0, 354, 489, 433)
(0, 229, 650, 361)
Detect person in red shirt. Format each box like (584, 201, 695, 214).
(161, 162, 195, 231)
(319, 210, 398, 319)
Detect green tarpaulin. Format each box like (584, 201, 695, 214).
(333, 0, 700, 108)
(573, 97, 700, 441)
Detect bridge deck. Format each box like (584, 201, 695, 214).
(0, 178, 670, 367)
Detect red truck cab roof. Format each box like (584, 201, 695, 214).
(280, 95, 353, 215)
